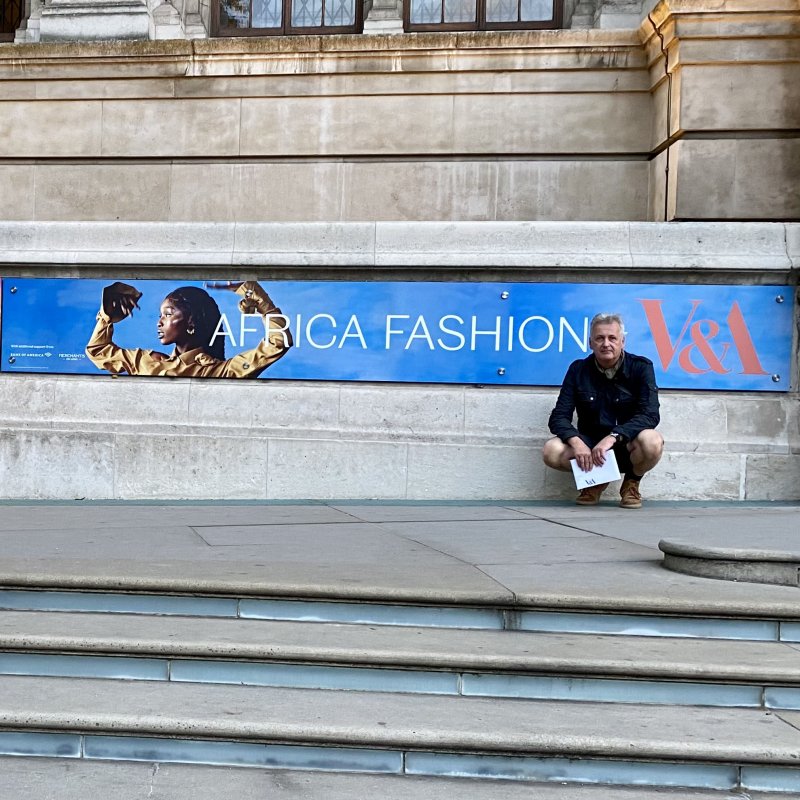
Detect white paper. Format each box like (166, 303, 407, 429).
(570, 448, 621, 489)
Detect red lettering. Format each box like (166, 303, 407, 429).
(678, 320, 730, 374)
(640, 298, 767, 377)
(639, 299, 700, 371)
(727, 301, 768, 375)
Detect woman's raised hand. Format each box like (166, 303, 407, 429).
(204, 281, 245, 292)
(102, 282, 142, 322)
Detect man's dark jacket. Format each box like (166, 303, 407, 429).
(548, 351, 660, 445)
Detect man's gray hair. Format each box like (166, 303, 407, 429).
(590, 312, 626, 335)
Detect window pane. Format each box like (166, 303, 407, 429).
(485, 0, 516, 22)
(324, 0, 355, 26)
(409, 0, 441, 24)
(253, 0, 282, 26)
(443, 0, 473, 23)
(519, 0, 552, 20)
(291, 0, 322, 26)
(219, 0, 250, 27)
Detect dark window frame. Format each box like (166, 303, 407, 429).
(211, 0, 363, 36)
(1, 0, 24, 40)
(403, 0, 561, 32)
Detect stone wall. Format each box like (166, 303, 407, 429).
(0, 1, 797, 501)
(0, 32, 652, 225)
(0, 220, 796, 501)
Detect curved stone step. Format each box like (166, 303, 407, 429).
(1, 675, 800, 793)
(660, 533, 800, 588)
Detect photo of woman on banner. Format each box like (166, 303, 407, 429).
(85, 280, 292, 378)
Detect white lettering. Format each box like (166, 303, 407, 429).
(339, 314, 367, 349)
(405, 316, 435, 350)
(305, 314, 337, 349)
(518, 316, 554, 353)
(437, 315, 466, 351)
(385, 315, 410, 349)
(240, 313, 263, 345)
(211, 314, 237, 347)
(471, 316, 502, 351)
(264, 313, 292, 348)
(560, 317, 588, 352)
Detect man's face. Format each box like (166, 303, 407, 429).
(590, 321, 624, 368)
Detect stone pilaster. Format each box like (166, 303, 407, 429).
(642, 0, 800, 221)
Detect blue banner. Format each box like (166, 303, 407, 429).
(0, 278, 793, 390)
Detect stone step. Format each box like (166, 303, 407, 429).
(0, 756, 777, 800)
(1, 588, 798, 643)
(1, 675, 800, 793)
(1, 611, 800, 709)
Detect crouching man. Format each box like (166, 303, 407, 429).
(542, 312, 664, 509)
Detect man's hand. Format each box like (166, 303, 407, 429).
(567, 436, 593, 473)
(591, 435, 617, 467)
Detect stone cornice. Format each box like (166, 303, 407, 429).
(0, 222, 796, 282)
(0, 29, 645, 80)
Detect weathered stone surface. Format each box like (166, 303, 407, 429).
(0, 758, 755, 800)
(647, 451, 743, 501)
(0, 429, 114, 499)
(33, 164, 172, 222)
(0, 101, 103, 158)
(744, 455, 800, 502)
(657, 394, 728, 450)
(406, 442, 546, 499)
(100, 99, 241, 158)
(339, 385, 466, 440)
(53, 377, 191, 428)
(267, 438, 408, 499)
(0, 167, 34, 220)
(672, 139, 800, 221)
(726, 397, 789, 448)
(464, 388, 554, 443)
(679, 63, 800, 132)
(113, 431, 269, 500)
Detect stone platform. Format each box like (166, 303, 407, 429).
(1, 500, 799, 797)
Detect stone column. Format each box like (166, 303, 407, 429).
(363, 0, 402, 32)
(594, 0, 643, 28)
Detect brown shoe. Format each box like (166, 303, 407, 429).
(575, 482, 609, 506)
(619, 478, 642, 509)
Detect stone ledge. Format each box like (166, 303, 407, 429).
(0, 221, 796, 275)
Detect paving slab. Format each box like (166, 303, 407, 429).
(0, 527, 209, 559)
(330, 505, 535, 522)
(0, 557, 513, 603)
(0, 502, 797, 615)
(0, 504, 357, 531)
(530, 509, 799, 550)
(0, 758, 760, 800)
(1, 611, 800, 682)
(2, 675, 800, 763)
(481, 559, 800, 617)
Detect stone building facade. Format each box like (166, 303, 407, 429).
(0, 0, 797, 500)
